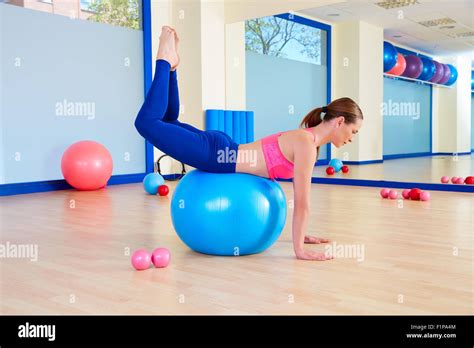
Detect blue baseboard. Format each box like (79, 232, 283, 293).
(383, 152, 431, 160)
(343, 159, 384, 165)
(432, 152, 472, 156)
(0, 173, 147, 196)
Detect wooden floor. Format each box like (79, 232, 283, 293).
(0, 179, 472, 315)
(313, 154, 473, 184)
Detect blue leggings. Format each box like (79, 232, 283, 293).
(134, 60, 239, 173)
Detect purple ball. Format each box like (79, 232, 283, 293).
(437, 64, 451, 85)
(402, 55, 423, 79)
(429, 61, 444, 83)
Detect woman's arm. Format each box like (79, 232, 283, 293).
(292, 135, 333, 261)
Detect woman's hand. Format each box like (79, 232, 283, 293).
(304, 235, 330, 244)
(294, 248, 334, 261)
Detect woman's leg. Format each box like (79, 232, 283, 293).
(162, 70, 180, 123)
(134, 26, 237, 173)
(162, 69, 203, 134)
(135, 59, 211, 169)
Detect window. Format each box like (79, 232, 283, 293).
(245, 15, 323, 65)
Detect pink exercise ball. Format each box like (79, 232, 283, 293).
(61, 140, 113, 190)
(388, 190, 398, 200)
(131, 249, 151, 271)
(380, 188, 390, 198)
(420, 191, 431, 201)
(151, 248, 171, 268)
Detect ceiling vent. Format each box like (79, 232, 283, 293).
(375, 0, 419, 10)
(418, 17, 457, 28)
(449, 31, 474, 38)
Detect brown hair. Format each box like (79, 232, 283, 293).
(300, 97, 363, 158)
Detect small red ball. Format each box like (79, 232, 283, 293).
(409, 188, 422, 201)
(402, 189, 411, 199)
(326, 166, 335, 175)
(341, 165, 349, 173)
(158, 185, 169, 196)
(465, 176, 474, 185)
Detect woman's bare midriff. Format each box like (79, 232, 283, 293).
(235, 131, 298, 178)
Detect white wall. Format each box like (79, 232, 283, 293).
(225, 21, 246, 110)
(432, 53, 472, 153)
(201, 0, 226, 110)
(331, 20, 384, 162)
(358, 21, 383, 161)
(224, 0, 339, 23)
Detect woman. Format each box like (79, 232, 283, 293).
(135, 26, 364, 261)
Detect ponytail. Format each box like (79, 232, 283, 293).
(299, 107, 325, 129)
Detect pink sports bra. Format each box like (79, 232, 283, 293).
(261, 128, 316, 181)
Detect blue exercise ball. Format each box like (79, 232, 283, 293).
(170, 170, 287, 256)
(418, 57, 436, 81)
(328, 158, 343, 172)
(444, 64, 458, 86)
(143, 172, 165, 195)
(383, 41, 398, 72)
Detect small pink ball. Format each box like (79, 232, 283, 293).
(151, 248, 171, 268)
(380, 188, 390, 198)
(455, 177, 464, 184)
(131, 249, 151, 271)
(420, 191, 431, 201)
(451, 177, 458, 184)
(402, 189, 411, 199)
(440, 176, 449, 184)
(388, 190, 398, 200)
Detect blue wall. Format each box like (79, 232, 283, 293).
(383, 77, 431, 156)
(0, 4, 145, 184)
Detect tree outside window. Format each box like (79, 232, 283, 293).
(86, 0, 140, 30)
(245, 16, 322, 65)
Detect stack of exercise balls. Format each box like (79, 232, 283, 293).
(383, 41, 458, 86)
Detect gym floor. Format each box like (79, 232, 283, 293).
(1, 179, 472, 315)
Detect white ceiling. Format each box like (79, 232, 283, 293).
(300, 0, 474, 61)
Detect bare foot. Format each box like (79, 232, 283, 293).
(169, 28, 180, 71)
(156, 26, 179, 69)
